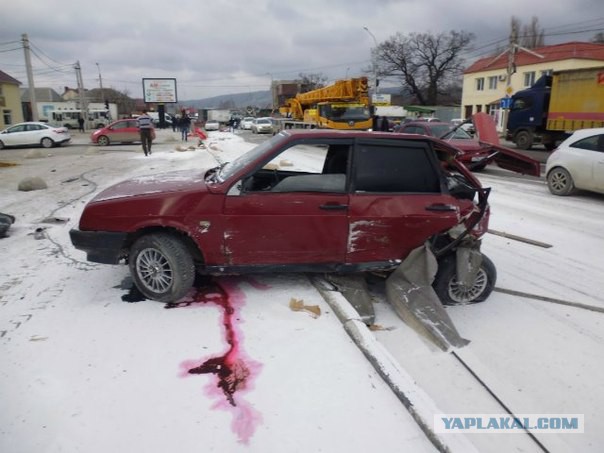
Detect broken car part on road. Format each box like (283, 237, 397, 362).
(70, 129, 496, 350)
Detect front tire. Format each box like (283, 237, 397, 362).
(41, 137, 54, 148)
(433, 254, 496, 305)
(129, 234, 195, 302)
(515, 130, 533, 150)
(97, 135, 110, 146)
(547, 167, 576, 196)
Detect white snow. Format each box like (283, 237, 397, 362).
(1, 129, 603, 452)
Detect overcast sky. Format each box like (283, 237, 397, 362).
(1, 0, 603, 102)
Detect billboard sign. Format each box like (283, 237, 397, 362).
(372, 93, 391, 106)
(142, 78, 178, 103)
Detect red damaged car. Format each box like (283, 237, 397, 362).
(70, 129, 496, 304)
(397, 114, 540, 176)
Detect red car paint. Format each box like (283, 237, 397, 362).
(397, 115, 541, 176)
(70, 129, 491, 302)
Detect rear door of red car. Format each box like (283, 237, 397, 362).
(221, 140, 352, 265)
(347, 138, 461, 263)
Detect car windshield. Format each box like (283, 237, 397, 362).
(256, 119, 271, 124)
(441, 127, 473, 140)
(217, 132, 289, 182)
(320, 104, 370, 122)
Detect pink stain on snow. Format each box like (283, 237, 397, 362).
(169, 277, 266, 444)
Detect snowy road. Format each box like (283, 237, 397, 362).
(1, 130, 603, 452)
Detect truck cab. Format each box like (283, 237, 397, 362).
(506, 75, 552, 149)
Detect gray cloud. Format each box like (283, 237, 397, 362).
(1, 0, 602, 100)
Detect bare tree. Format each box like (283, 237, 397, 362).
(374, 30, 474, 105)
(591, 32, 604, 44)
(298, 72, 328, 92)
(516, 16, 545, 48)
(87, 87, 135, 116)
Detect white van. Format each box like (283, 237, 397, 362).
(148, 112, 173, 126)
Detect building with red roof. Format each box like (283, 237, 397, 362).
(461, 42, 604, 131)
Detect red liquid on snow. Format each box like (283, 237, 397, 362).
(167, 277, 267, 444)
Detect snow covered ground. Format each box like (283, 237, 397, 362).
(1, 130, 603, 452)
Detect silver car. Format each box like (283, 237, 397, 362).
(251, 117, 274, 134)
(0, 122, 71, 149)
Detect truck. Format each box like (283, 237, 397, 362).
(206, 109, 232, 124)
(278, 77, 372, 130)
(506, 66, 604, 150)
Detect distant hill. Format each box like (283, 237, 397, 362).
(181, 86, 405, 111)
(183, 90, 272, 110)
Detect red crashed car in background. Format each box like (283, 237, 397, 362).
(397, 114, 540, 176)
(91, 119, 155, 146)
(70, 129, 496, 305)
(397, 121, 494, 171)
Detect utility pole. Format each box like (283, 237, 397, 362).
(22, 33, 38, 121)
(74, 61, 87, 129)
(96, 63, 105, 102)
(506, 19, 518, 96)
(363, 26, 379, 98)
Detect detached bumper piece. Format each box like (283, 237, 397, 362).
(0, 213, 15, 238)
(69, 228, 128, 264)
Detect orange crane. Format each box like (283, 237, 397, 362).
(279, 77, 372, 130)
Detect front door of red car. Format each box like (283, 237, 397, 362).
(223, 192, 349, 265)
(221, 141, 352, 265)
(347, 139, 461, 263)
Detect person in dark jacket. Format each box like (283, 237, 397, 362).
(372, 115, 380, 131)
(381, 116, 390, 132)
(180, 113, 191, 141)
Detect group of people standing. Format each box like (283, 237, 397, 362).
(372, 115, 392, 132)
(171, 113, 192, 141)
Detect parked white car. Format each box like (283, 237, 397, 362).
(0, 122, 71, 149)
(241, 117, 255, 130)
(545, 127, 604, 196)
(204, 120, 220, 131)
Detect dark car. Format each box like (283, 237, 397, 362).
(90, 119, 155, 146)
(70, 129, 495, 305)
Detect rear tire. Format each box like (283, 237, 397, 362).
(433, 254, 496, 305)
(129, 233, 195, 303)
(547, 167, 576, 196)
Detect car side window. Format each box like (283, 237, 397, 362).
(8, 125, 26, 133)
(571, 135, 604, 152)
(353, 142, 441, 193)
(235, 141, 351, 194)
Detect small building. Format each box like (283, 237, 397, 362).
(0, 69, 24, 128)
(461, 41, 604, 131)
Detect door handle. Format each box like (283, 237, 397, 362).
(320, 204, 348, 211)
(425, 203, 457, 212)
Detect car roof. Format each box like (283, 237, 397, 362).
(281, 128, 452, 144)
(568, 127, 604, 141)
(401, 121, 451, 128)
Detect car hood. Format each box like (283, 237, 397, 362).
(91, 169, 209, 202)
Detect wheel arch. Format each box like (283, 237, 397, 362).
(124, 226, 205, 265)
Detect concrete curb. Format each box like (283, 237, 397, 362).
(312, 279, 478, 453)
